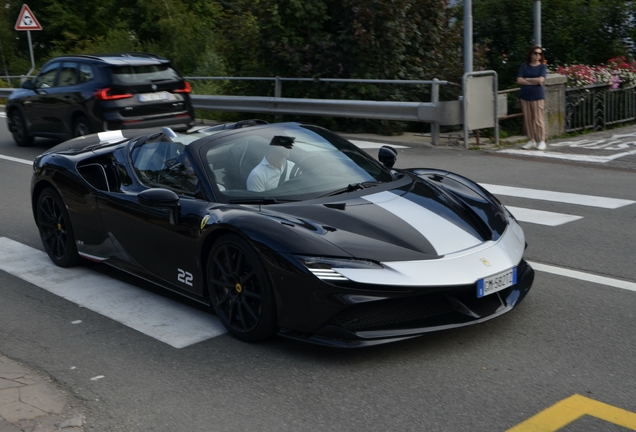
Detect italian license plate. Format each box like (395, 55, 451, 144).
(138, 91, 169, 102)
(477, 267, 517, 298)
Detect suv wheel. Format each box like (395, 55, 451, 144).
(10, 110, 34, 147)
(73, 116, 90, 137)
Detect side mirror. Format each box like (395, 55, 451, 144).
(20, 80, 34, 90)
(378, 145, 397, 169)
(138, 188, 180, 224)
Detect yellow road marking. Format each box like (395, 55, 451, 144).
(508, 394, 636, 431)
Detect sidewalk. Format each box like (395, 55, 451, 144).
(0, 355, 84, 432)
(341, 124, 636, 171)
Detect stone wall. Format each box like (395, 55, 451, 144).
(544, 73, 567, 137)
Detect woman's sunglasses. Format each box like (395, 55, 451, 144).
(533, 51, 543, 55)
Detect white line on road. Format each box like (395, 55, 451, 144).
(0, 154, 33, 165)
(505, 206, 583, 226)
(529, 261, 636, 293)
(497, 148, 636, 163)
(349, 140, 409, 149)
(0, 237, 226, 348)
(481, 183, 634, 209)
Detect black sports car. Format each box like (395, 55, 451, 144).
(31, 121, 534, 347)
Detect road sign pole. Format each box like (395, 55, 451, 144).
(26, 30, 35, 77)
(15, 4, 43, 78)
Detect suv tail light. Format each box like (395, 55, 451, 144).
(94, 88, 133, 101)
(173, 82, 191, 93)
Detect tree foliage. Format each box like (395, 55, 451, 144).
(468, 0, 636, 88)
(3, 0, 632, 130)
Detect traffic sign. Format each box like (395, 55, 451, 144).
(15, 4, 42, 31)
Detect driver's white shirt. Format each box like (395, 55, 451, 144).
(246, 157, 295, 191)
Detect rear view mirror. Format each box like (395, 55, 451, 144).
(20, 80, 34, 90)
(378, 146, 397, 169)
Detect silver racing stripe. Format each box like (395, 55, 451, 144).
(363, 191, 481, 255)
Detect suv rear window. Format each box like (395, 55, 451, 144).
(108, 64, 181, 85)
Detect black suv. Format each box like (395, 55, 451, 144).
(6, 52, 195, 146)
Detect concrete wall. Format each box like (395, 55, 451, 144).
(544, 73, 567, 137)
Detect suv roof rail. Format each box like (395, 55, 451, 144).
(52, 52, 168, 62)
(58, 54, 104, 61)
(117, 52, 166, 60)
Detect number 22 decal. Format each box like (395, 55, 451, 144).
(178, 268, 193, 286)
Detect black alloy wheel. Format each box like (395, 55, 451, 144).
(36, 188, 81, 267)
(207, 234, 277, 342)
(10, 110, 34, 147)
(73, 116, 90, 137)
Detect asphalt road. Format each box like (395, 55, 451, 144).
(1, 116, 635, 431)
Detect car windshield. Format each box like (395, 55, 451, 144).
(199, 124, 394, 202)
(109, 64, 181, 85)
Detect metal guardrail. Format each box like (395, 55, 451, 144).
(190, 95, 462, 124)
(0, 75, 507, 146)
(0, 78, 464, 145)
(565, 84, 636, 132)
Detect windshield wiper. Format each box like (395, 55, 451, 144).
(228, 198, 299, 205)
(318, 181, 383, 198)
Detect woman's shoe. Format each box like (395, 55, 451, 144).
(522, 140, 536, 149)
(537, 141, 547, 150)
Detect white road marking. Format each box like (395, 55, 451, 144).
(349, 140, 409, 149)
(481, 184, 634, 209)
(497, 148, 636, 163)
(505, 206, 583, 226)
(0, 237, 226, 348)
(529, 261, 636, 293)
(0, 154, 33, 165)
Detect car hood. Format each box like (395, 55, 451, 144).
(259, 177, 505, 262)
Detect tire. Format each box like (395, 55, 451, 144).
(73, 116, 90, 137)
(207, 234, 278, 342)
(36, 188, 81, 267)
(10, 110, 34, 147)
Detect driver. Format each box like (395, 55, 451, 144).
(246, 145, 295, 192)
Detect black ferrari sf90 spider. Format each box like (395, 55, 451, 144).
(31, 121, 533, 346)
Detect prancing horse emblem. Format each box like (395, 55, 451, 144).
(480, 258, 491, 267)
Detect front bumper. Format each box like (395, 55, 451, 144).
(269, 218, 533, 347)
(280, 259, 534, 347)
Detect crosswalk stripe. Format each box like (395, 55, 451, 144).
(529, 261, 636, 292)
(497, 148, 636, 163)
(481, 183, 634, 209)
(0, 237, 226, 348)
(505, 206, 583, 226)
(350, 140, 409, 149)
(0, 154, 33, 165)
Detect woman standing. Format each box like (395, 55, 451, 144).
(517, 46, 548, 150)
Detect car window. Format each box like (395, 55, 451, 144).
(78, 63, 94, 83)
(34, 62, 60, 89)
(109, 64, 181, 85)
(58, 62, 78, 87)
(132, 140, 199, 196)
(201, 125, 393, 200)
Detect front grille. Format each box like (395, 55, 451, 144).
(332, 295, 453, 331)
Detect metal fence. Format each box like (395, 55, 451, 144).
(565, 83, 636, 132)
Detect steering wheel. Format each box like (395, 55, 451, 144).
(290, 153, 323, 179)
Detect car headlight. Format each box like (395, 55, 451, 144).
(295, 256, 383, 281)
